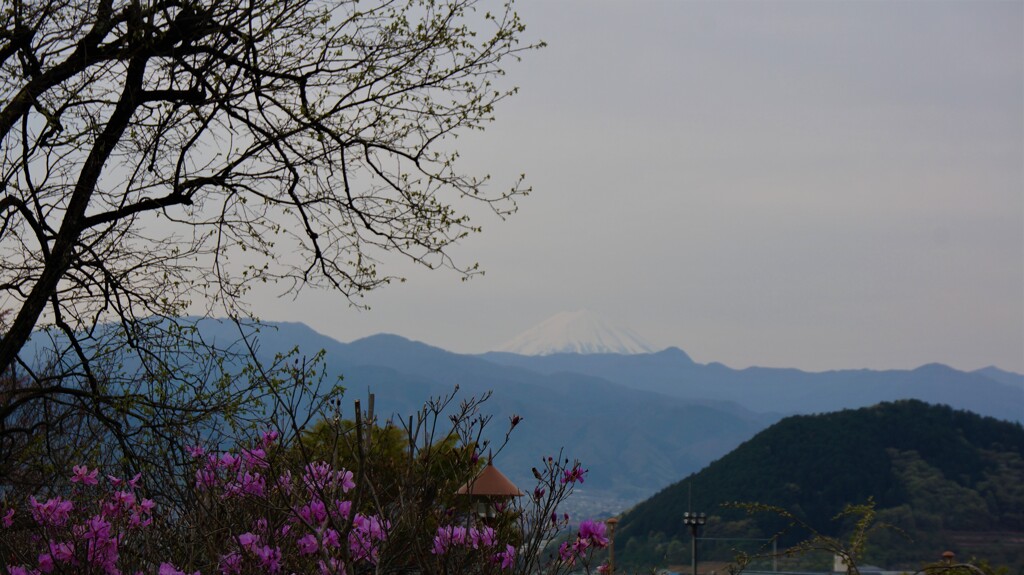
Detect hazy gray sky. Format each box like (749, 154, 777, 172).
(253, 0, 1024, 373)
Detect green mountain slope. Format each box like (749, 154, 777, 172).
(614, 400, 1024, 568)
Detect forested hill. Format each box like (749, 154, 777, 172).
(615, 400, 1024, 567)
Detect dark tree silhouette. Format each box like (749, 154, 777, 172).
(0, 0, 537, 479)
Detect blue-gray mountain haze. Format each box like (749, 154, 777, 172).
(23, 319, 1024, 512)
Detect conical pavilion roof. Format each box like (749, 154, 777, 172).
(456, 460, 523, 497)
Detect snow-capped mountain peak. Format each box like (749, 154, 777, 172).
(495, 310, 654, 355)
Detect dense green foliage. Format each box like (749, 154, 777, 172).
(614, 400, 1024, 569)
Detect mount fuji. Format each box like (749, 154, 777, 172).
(495, 310, 656, 355)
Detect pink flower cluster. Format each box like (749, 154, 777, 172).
(1, 434, 386, 575)
(2, 427, 537, 575)
(561, 463, 587, 485)
(431, 524, 516, 569)
(431, 525, 497, 554)
(557, 519, 609, 567)
(4, 466, 156, 575)
(495, 543, 517, 569)
(193, 449, 269, 498)
(187, 432, 389, 574)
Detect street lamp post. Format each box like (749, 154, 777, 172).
(683, 511, 706, 575)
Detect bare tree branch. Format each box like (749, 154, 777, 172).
(0, 0, 536, 426)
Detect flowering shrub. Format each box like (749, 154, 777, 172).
(430, 524, 517, 571)
(1, 394, 611, 575)
(181, 430, 395, 574)
(2, 466, 157, 574)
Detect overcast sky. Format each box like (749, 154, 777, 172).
(253, 0, 1023, 373)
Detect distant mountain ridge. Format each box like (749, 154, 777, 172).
(22, 318, 1024, 516)
(481, 351, 1024, 424)
(191, 320, 775, 506)
(974, 365, 1024, 389)
(240, 322, 1022, 515)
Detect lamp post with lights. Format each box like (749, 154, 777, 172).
(683, 511, 707, 575)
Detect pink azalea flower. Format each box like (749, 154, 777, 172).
(449, 525, 467, 546)
(219, 453, 239, 470)
(28, 496, 74, 527)
(261, 429, 279, 448)
(241, 448, 268, 469)
(349, 514, 387, 564)
(2, 508, 13, 527)
(253, 544, 282, 573)
(84, 532, 118, 573)
(226, 471, 265, 498)
(301, 461, 335, 493)
(237, 532, 259, 550)
(338, 469, 355, 493)
(241, 471, 266, 497)
(82, 515, 113, 541)
(561, 465, 587, 484)
(276, 470, 293, 494)
(558, 540, 575, 564)
(71, 465, 99, 485)
(333, 499, 352, 520)
(321, 528, 341, 549)
(300, 461, 355, 494)
(432, 524, 498, 553)
(471, 526, 497, 548)
(431, 526, 452, 555)
(128, 511, 152, 528)
(48, 541, 75, 563)
(297, 533, 319, 555)
(112, 490, 136, 512)
(572, 537, 591, 556)
(494, 544, 516, 569)
(195, 466, 217, 489)
(296, 498, 328, 525)
(37, 553, 54, 573)
(579, 519, 609, 547)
